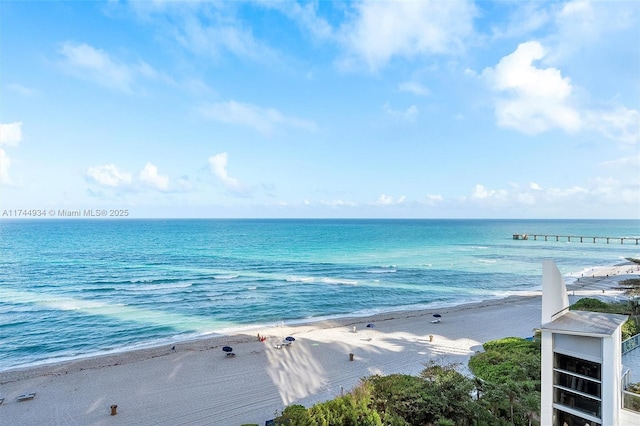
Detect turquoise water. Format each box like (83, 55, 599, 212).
(0, 219, 638, 371)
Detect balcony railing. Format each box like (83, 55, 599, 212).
(622, 369, 640, 413)
(622, 333, 640, 355)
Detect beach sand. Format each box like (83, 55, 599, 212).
(1, 264, 638, 426)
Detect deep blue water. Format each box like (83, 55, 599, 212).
(1, 219, 638, 370)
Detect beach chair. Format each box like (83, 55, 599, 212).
(0, 397, 4, 405)
(430, 319, 441, 324)
(226, 352, 236, 358)
(17, 392, 36, 401)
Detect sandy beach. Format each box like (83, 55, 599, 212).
(1, 264, 638, 426)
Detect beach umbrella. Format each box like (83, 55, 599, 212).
(222, 346, 233, 352)
(433, 314, 442, 318)
(285, 336, 295, 342)
(366, 323, 375, 328)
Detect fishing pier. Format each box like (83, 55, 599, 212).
(513, 234, 639, 244)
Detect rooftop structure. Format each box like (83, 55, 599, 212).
(540, 260, 640, 426)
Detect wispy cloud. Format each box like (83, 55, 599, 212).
(600, 154, 640, 169)
(264, 0, 334, 42)
(490, 2, 551, 40)
(549, 0, 637, 61)
(319, 199, 357, 208)
(383, 103, 418, 122)
(586, 107, 640, 145)
(199, 100, 316, 136)
(57, 42, 166, 93)
(86, 164, 133, 188)
(7, 83, 39, 97)
(398, 81, 430, 96)
(174, 9, 281, 66)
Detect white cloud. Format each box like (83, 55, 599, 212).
(58, 42, 165, 93)
(86, 164, 133, 187)
(398, 81, 430, 96)
(199, 100, 316, 136)
(375, 194, 406, 205)
(471, 184, 508, 200)
(481, 41, 581, 134)
(340, 0, 475, 70)
(0, 122, 23, 146)
(139, 163, 169, 190)
(383, 103, 419, 122)
(0, 148, 11, 185)
(469, 182, 601, 211)
(208, 152, 242, 191)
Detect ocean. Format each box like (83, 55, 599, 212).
(1, 219, 638, 371)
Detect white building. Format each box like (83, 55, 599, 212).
(540, 260, 640, 426)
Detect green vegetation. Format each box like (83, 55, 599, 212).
(274, 338, 541, 426)
(624, 383, 640, 412)
(468, 338, 540, 426)
(276, 384, 382, 426)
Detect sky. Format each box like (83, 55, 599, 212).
(1, 0, 639, 219)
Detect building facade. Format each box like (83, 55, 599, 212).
(540, 260, 629, 426)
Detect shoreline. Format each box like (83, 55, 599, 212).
(0, 293, 539, 384)
(2, 262, 637, 379)
(1, 264, 638, 425)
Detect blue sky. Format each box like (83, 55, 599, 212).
(1, 0, 639, 219)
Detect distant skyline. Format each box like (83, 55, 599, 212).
(1, 0, 639, 219)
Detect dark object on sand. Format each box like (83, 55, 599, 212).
(17, 393, 36, 402)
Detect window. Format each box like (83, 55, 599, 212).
(553, 388, 601, 417)
(554, 371, 601, 398)
(554, 408, 601, 426)
(554, 353, 601, 381)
